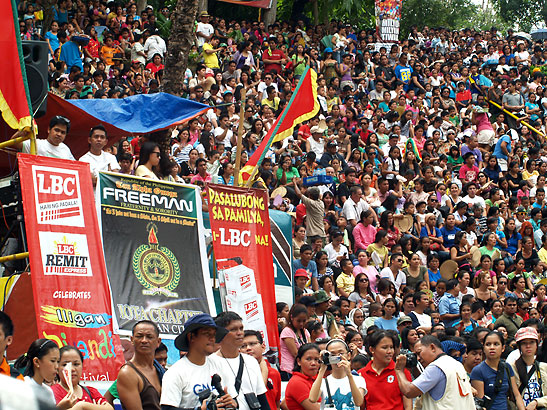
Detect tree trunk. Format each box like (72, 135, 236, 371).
(162, 0, 199, 96)
(262, 0, 278, 26)
(137, 0, 148, 14)
(198, 0, 208, 14)
(312, 0, 319, 25)
(41, 0, 57, 35)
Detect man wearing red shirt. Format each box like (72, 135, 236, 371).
(262, 37, 287, 74)
(241, 330, 281, 410)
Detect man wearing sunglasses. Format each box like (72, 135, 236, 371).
(12, 116, 74, 160)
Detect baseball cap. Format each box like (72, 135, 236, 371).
(327, 141, 338, 148)
(397, 315, 412, 326)
(174, 313, 228, 351)
(310, 125, 326, 134)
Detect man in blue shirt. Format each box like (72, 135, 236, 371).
(493, 132, 513, 172)
(58, 31, 83, 72)
(394, 54, 413, 91)
(438, 279, 461, 326)
(292, 244, 319, 291)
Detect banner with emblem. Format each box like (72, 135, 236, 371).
(18, 154, 124, 380)
(97, 172, 215, 339)
(207, 184, 279, 351)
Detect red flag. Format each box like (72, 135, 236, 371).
(0, 0, 34, 130)
(241, 67, 319, 184)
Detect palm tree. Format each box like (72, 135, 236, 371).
(162, 0, 199, 96)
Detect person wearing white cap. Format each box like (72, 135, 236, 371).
(510, 327, 547, 409)
(305, 125, 326, 157)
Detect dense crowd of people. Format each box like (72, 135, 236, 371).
(8, 0, 547, 409)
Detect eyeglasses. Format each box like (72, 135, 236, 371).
(151, 151, 161, 156)
(241, 341, 260, 349)
(359, 278, 369, 282)
(333, 313, 341, 317)
(430, 198, 438, 202)
(499, 281, 507, 285)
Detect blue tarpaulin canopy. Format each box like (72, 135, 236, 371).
(34, 92, 210, 159)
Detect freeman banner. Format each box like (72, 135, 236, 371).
(207, 184, 279, 351)
(98, 172, 215, 338)
(18, 154, 123, 381)
(375, 0, 401, 43)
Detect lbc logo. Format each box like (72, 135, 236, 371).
(34, 167, 79, 202)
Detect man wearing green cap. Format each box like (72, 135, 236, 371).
(311, 290, 339, 338)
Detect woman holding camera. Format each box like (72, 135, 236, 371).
(357, 330, 412, 410)
(308, 339, 366, 410)
(284, 344, 321, 410)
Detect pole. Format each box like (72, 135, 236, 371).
(234, 89, 246, 186)
(487, 98, 545, 138)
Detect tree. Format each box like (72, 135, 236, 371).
(491, 0, 546, 31)
(400, 0, 477, 37)
(162, 0, 198, 96)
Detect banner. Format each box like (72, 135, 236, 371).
(98, 172, 215, 338)
(0, 0, 33, 130)
(240, 67, 319, 184)
(19, 154, 123, 380)
(216, 0, 272, 8)
(269, 210, 293, 305)
(207, 184, 279, 351)
(375, 0, 401, 43)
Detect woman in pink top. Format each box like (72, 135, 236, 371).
(279, 304, 311, 381)
(353, 250, 379, 292)
(352, 209, 377, 253)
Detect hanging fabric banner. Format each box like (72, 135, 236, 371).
(98, 172, 215, 338)
(18, 154, 123, 380)
(207, 184, 279, 351)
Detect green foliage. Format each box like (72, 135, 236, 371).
(400, 0, 477, 37)
(491, 0, 546, 31)
(317, 0, 375, 27)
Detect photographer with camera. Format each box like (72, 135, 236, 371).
(308, 339, 366, 410)
(160, 314, 237, 410)
(394, 335, 475, 410)
(214, 312, 271, 410)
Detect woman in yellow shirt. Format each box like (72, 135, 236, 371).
(367, 230, 390, 270)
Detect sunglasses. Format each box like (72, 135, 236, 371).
(359, 278, 369, 282)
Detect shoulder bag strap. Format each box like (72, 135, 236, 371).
(235, 355, 245, 394)
(325, 377, 334, 405)
(483, 361, 507, 410)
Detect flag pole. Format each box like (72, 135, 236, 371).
(234, 89, 246, 186)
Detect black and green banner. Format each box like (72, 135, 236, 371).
(97, 172, 215, 338)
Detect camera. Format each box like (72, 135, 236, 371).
(399, 349, 418, 368)
(322, 351, 342, 365)
(474, 396, 490, 410)
(198, 389, 218, 410)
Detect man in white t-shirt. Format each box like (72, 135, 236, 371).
(214, 312, 270, 410)
(462, 183, 486, 213)
(214, 114, 234, 149)
(196, 11, 214, 49)
(13, 115, 75, 160)
(341, 186, 377, 227)
(379, 253, 406, 292)
(161, 314, 237, 410)
(79, 125, 120, 185)
(143, 30, 166, 62)
(408, 291, 433, 332)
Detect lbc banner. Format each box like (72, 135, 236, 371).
(207, 184, 279, 351)
(18, 154, 123, 381)
(98, 172, 215, 338)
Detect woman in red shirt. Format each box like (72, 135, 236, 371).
(51, 346, 113, 410)
(284, 343, 320, 410)
(358, 330, 412, 410)
(146, 54, 164, 79)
